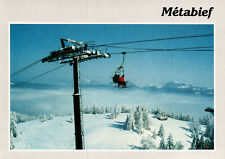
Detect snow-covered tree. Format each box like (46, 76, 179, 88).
(205, 117, 213, 138)
(142, 107, 151, 130)
(141, 136, 157, 149)
(196, 135, 205, 149)
(109, 105, 121, 119)
(178, 113, 184, 120)
(91, 105, 97, 114)
(10, 132, 15, 150)
(204, 117, 214, 149)
(157, 124, 165, 138)
(158, 136, 166, 149)
(83, 106, 91, 114)
(48, 114, 54, 120)
(152, 130, 157, 139)
(203, 116, 214, 149)
(204, 139, 211, 149)
(136, 114, 143, 134)
(209, 123, 214, 149)
(191, 134, 197, 149)
(170, 111, 175, 118)
(10, 112, 17, 138)
(151, 107, 162, 115)
(189, 122, 200, 138)
(40, 114, 47, 122)
(199, 115, 211, 125)
(10, 111, 38, 124)
(184, 114, 193, 122)
(124, 113, 134, 131)
(121, 105, 130, 113)
(134, 106, 143, 134)
(105, 106, 111, 113)
(99, 106, 105, 114)
(115, 105, 121, 116)
(166, 133, 175, 150)
(134, 106, 141, 125)
(174, 141, 184, 150)
(192, 134, 208, 150)
(110, 107, 116, 119)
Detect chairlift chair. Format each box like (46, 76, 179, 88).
(112, 52, 127, 88)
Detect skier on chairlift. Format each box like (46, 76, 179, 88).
(118, 74, 126, 88)
(113, 72, 120, 83)
(112, 51, 127, 88)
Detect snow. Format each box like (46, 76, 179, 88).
(13, 113, 203, 150)
(14, 117, 75, 149)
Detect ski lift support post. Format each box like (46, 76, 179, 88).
(118, 51, 126, 74)
(42, 38, 110, 150)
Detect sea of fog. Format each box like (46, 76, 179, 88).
(10, 85, 214, 120)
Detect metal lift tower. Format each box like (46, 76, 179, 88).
(42, 39, 110, 149)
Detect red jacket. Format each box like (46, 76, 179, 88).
(119, 76, 125, 82)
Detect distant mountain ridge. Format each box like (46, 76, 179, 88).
(143, 81, 213, 97)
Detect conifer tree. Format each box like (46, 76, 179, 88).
(205, 117, 213, 138)
(204, 116, 214, 149)
(209, 123, 214, 149)
(92, 105, 97, 114)
(134, 106, 143, 134)
(157, 124, 165, 138)
(141, 136, 157, 149)
(142, 107, 151, 130)
(105, 106, 111, 113)
(158, 136, 166, 149)
(110, 107, 116, 119)
(191, 134, 197, 149)
(166, 133, 175, 149)
(174, 141, 184, 150)
(170, 111, 175, 118)
(152, 130, 157, 139)
(10, 112, 17, 137)
(198, 135, 205, 149)
(121, 105, 130, 113)
(136, 110, 143, 134)
(100, 106, 105, 114)
(114, 105, 121, 117)
(41, 114, 47, 122)
(134, 106, 141, 126)
(124, 113, 134, 131)
(48, 114, 54, 120)
(83, 106, 91, 114)
(189, 122, 200, 137)
(204, 139, 211, 149)
(10, 132, 15, 150)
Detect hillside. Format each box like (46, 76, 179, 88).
(13, 113, 204, 150)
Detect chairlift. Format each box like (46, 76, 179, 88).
(112, 52, 127, 88)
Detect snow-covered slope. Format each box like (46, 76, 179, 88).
(13, 113, 203, 150)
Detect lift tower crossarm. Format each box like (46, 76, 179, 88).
(61, 38, 85, 45)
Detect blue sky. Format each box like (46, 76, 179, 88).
(10, 24, 214, 88)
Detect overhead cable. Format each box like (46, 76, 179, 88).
(12, 64, 66, 88)
(110, 49, 214, 54)
(107, 45, 214, 51)
(11, 59, 42, 77)
(90, 34, 213, 47)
